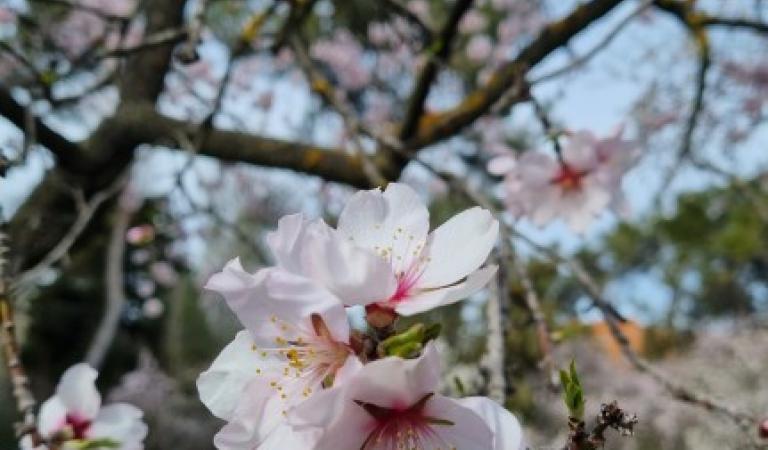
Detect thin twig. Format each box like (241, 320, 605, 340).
(511, 256, 557, 388)
(85, 186, 134, 369)
(13, 173, 129, 292)
(288, 34, 394, 186)
(0, 226, 43, 447)
(483, 265, 506, 404)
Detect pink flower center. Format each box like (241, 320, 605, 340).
(357, 393, 455, 450)
(390, 263, 425, 303)
(551, 163, 587, 191)
(64, 413, 91, 440)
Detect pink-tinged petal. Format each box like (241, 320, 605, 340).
(296, 220, 397, 306)
(395, 266, 497, 316)
(333, 351, 364, 384)
(268, 216, 397, 305)
(457, 397, 526, 450)
(338, 183, 430, 277)
(206, 262, 349, 344)
(38, 396, 68, 438)
(417, 207, 499, 289)
(291, 391, 374, 450)
(517, 152, 558, 185)
(422, 395, 494, 449)
(487, 155, 516, 175)
(55, 363, 101, 420)
(256, 424, 321, 450)
(89, 403, 148, 450)
(197, 331, 261, 420)
(347, 342, 441, 407)
(265, 213, 306, 269)
(563, 133, 599, 171)
(204, 257, 261, 314)
(213, 420, 254, 450)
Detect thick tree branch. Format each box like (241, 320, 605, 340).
(407, 0, 626, 149)
(119, 0, 186, 102)
(113, 103, 375, 188)
(399, 0, 474, 141)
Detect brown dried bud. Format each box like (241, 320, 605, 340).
(759, 419, 768, 439)
(365, 304, 398, 329)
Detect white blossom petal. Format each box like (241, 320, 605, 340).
(395, 266, 497, 316)
(267, 215, 396, 305)
(422, 395, 494, 449)
(417, 207, 499, 289)
(197, 331, 261, 420)
(338, 183, 430, 276)
(457, 397, 526, 450)
(55, 363, 101, 420)
(206, 262, 349, 344)
(89, 403, 148, 450)
(38, 396, 68, 438)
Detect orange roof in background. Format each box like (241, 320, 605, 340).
(589, 321, 645, 365)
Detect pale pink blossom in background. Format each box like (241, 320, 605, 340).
(466, 35, 493, 63)
(27, 364, 147, 450)
(406, 0, 431, 24)
(459, 10, 488, 34)
(311, 30, 371, 91)
(0, 7, 16, 24)
(368, 22, 399, 47)
(489, 129, 638, 233)
(51, 0, 136, 57)
(291, 343, 525, 450)
(363, 91, 394, 124)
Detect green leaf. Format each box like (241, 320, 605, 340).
(559, 360, 585, 419)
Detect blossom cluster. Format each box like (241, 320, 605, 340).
(23, 363, 148, 450)
(489, 129, 639, 233)
(197, 183, 525, 449)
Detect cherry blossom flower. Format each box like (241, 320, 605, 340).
(291, 343, 525, 450)
(489, 129, 637, 233)
(30, 363, 147, 450)
(197, 259, 362, 449)
(335, 183, 499, 316)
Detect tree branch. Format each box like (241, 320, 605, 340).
(407, 0, 626, 149)
(399, 0, 474, 141)
(85, 187, 133, 369)
(113, 103, 376, 187)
